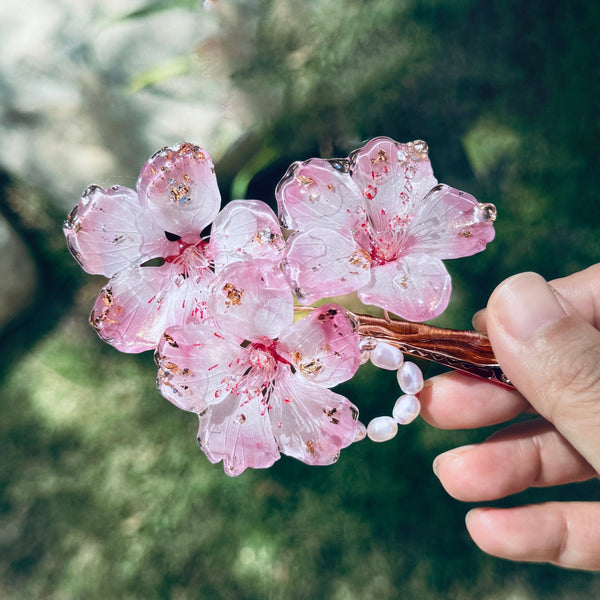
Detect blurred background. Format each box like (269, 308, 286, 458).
(1, 0, 599, 598)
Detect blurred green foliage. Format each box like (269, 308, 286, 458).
(1, 0, 599, 598)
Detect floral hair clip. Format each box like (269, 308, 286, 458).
(64, 138, 507, 476)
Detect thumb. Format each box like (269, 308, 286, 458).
(486, 272, 600, 473)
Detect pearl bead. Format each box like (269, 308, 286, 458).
(370, 342, 404, 370)
(354, 421, 367, 441)
(392, 394, 421, 425)
(366, 416, 398, 442)
(397, 361, 424, 394)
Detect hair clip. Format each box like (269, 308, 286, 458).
(64, 137, 507, 474)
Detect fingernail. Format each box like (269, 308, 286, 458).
(491, 273, 566, 341)
(465, 507, 492, 529)
(433, 444, 477, 478)
(422, 374, 443, 388)
(471, 309, 487, 332)
(465, 508, 476, 528)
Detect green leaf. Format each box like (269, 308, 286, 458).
(230, 145, 279, 200)
(127, 55, 193, 93)
(118, 0, 199, 21)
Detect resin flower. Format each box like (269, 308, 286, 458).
(64, 143, 285, 352)
(155, 259, 360, 475)
(276, 137, 497, 321)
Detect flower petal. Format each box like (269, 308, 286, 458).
(64, 185, 169, 277)
(358, 254, 452, 321)
(349, 137, 438, 235)
(276, 158, 361, 231)
(90, 262, 215, 353)
(210, 199, 285, 270)
(282, 227, 372, 304)
(269, 368, 358, 466)
(208, 260, 294, 341)
(196, 371, 281, 476)
(137, 143, 220, 237)
(278, 304, 360, 388)
(155, 323, 248, 413)
(406, 184, 497, 258)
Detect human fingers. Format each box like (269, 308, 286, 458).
(471, 263, 600, 334)
(550, 263, 600, 328)
(465, 502, 600, 571)
(420, 372, 528, 429)
(432, 419, 597, 502)
(486, 271, 600, 473)
(471, 308, 488, 333)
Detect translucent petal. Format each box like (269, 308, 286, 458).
(64, 185, 169, 277)
(208, 260, 294, 341)
(348, 137, 438, 236)
(406, 184, 496, 258)
(358, 254, 452, 321)
(276, 158, 362, 231)
(155, 323, 248, 413)
(137, 143, 221, 237)
(210, 199, 286, 270)
(196, 383, 280, 477)
(282, 227, 371, 304)
(269, 369, 358, 466)
(278, 304, 360, 388)
(90, 262, 215, 353)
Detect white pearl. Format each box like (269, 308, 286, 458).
(397, 361, 424, 394)
(359, 350, 371, 365)
(354, 421, 367, 442)
(370, 342, 404, 370)
(392, 394, 421, 425)
(366, 416, 398, 442)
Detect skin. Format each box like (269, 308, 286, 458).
(420, 263, 600, 570)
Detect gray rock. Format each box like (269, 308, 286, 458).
(0, 0, 250, 212)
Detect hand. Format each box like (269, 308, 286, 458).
(420, 264, 600, 570)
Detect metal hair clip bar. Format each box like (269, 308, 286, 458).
(350, 312, 514, 388)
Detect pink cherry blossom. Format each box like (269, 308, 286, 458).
(276, 137, 497, 321)
(155, 260, 360, 476)
(64, 143, 285, 352)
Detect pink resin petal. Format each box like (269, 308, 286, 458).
(210, 199, 285, 270)
(64, 185, 170, 277)
(208, 260, 294, 341)
(282, 227, 372, 304)
(196, 385, 281, 476)
(276, 158, 362, 231)
(137, 143, 221, 237)
(158, 262, 215, 324)
(348, 137, 438, 235)
(90, 262, 214, 353)
(358, 254, 452, 321)
(90, 265, 174, 353)
(278, 304, 360, 388)
(156, 323, 248, 413)
(406, 184, 497, 259)
(269, 369, 358, 466)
